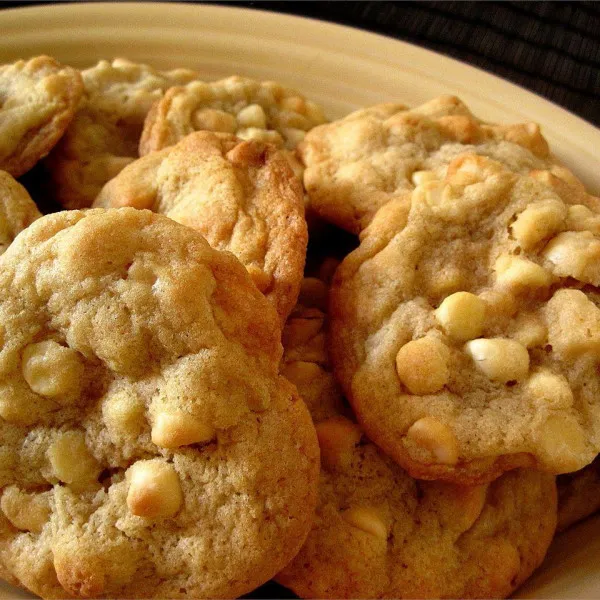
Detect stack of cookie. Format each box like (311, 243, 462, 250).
(0, 55, 598, 599)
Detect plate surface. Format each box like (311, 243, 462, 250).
(0, 3, 599, 598)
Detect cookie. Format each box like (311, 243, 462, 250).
(281, 276, 347, 424)
(557, 457, 600, 532)
(0, 56, 83, 178)
(44, 58, 199, 209)
(330, 153, 600, 484)
(94, 131, 307, 324)
(0, 170, 41, 255)
(0, 208, 319, 599)
(278, 426, 556, 599)
(299, 95, 560, 234)
(278, 271, 556, 599)
(139, 75, 327, 156)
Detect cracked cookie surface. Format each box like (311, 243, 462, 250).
(330, 154, 600, 484)
(277, 271, 556, 599)
(44, 58, 199, 209)
(0, 56, 83, 178)
(94, 131, 307, 324)
(0, 170, 41, 255)
(299, 95, 564, 234)
(0, 208, 319, 599)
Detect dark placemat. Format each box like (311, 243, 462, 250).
(220, 1, 600, 127)
(1, 1, 598, 125)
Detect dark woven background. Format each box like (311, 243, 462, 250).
(223, 1, 600, 127)
(2, 1, 599, 126)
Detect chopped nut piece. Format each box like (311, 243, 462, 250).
(435, 291, 485, 342)
(406, 417, 459, 465)
(465, 338, 529, 383)
(396, 337, 450, 395)
(126, 460, 183, 519)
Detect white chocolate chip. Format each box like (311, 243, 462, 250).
(411, 170, 438, 186)
(567, 205, 600, 235)
(526, 370, 574, 410)
(435, 292, 486, 342)
(544, 289, 600, 359)
(396, 337, 450, 395)
(151, 412, 215, 449)
(192, 108, 237, 133)
(508, 312, 547, 348)
(543, 231, 600, 286)
(236, 104, 267, 129)
(126, 460, 183, 519)
(22, 341, 84, 401)
(47, 431, 100, 491)
(510, 198, 566, 250)
(1, 486, 50, 533)
(342, 506, 388, 540)
(406, 417, 459, 465)
(465, 338, 529, 383)
(494, 255, 552, 289)
(236, 127, 284, 146)
(537, 414, 587, 473)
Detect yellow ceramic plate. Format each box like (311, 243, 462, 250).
(0, 3, 599, 598)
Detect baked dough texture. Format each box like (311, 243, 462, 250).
(278, 272, 556, 599)
(0, 56, 83, 178)
(330, 153, 600, 484)
(299, 95, 562, 233)
(0, 208, 319, 599)
(139, 75, 327, 156)
(94, 131, 307, 324)
(44, 59, 199, 209)
(0, 170, 41, 255)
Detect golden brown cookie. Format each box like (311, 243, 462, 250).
(330, 154, 600, 484)
(299, 95, 558, 234)
(0, 208, 319, 599)
(0, 170, 41, 255)
(44, 58, 199, 209)
(94, 131, 307, 324)
(0, 56, 83, 178)
(139, 75, 327, 156)
(278, 271, 556, 599)
(557, 457, 600, 532)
